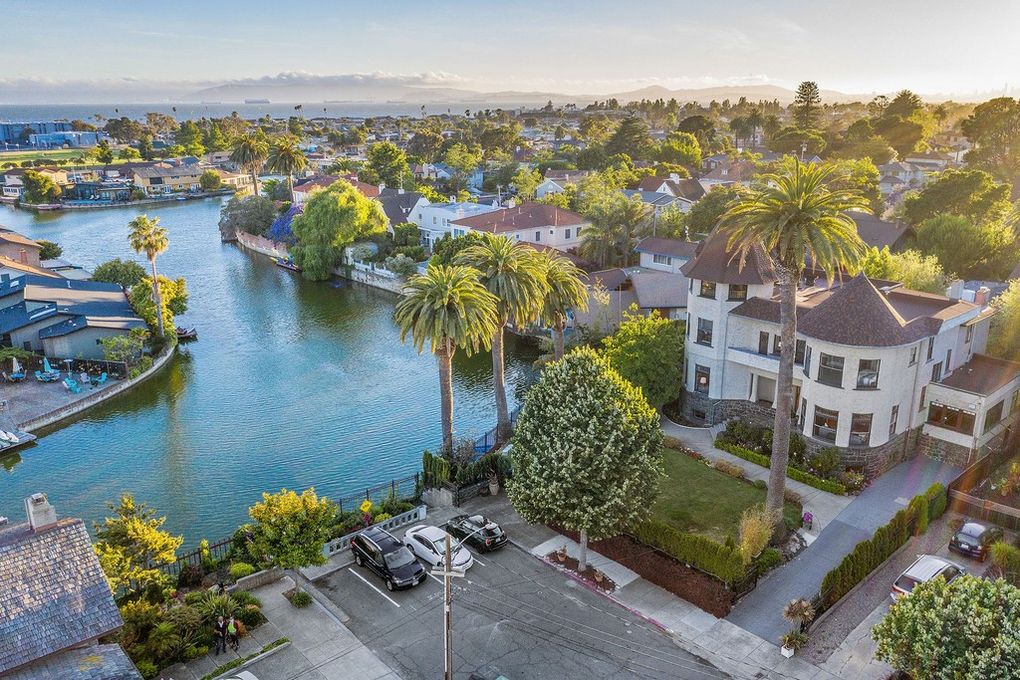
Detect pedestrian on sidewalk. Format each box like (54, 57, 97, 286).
(227, 615, 239, 651)
(213, 616, 227, 656)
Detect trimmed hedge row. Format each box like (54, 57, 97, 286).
(819, 483, 947, 609)
(714, 440, 847, 495)
(631, 518, 745, 586)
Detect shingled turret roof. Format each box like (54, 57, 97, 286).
(680, 227, 776, 285)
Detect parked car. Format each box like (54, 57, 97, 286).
(404, 524, 474, 570)
(891, 555, 966, 601)
(351, 526, 426, 591)
(445, 514, 508, 552)
(948, 521, 1004, 561)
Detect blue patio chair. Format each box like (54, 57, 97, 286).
(95, 372, 108, 386)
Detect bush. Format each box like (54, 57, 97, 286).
(238, 603, 264, 628)
(183, 591, 207, 606)
(184, 645, 208, 660)
(714, 460, 746, 479)
(196, 593, 238, 622)
(838, 469, 866, 494)
(925, 483, 947, 520)
(373, 512, 393, 523)
(739, 504, 777, 563)
(290, 589, 312, 607)
(910, 494, 929, 535)
(755, 547, 782, 572)
(663, 435, 685, 450)
(714, 440, 847, 494)
(752, 479, 768, 490)
(632, 519, 745, 585)
(176, 563, 204, 589)
(135, 659, 158, 679)
(990, 542, 1020, 586)
(783, 487, 802, 505)
(809, 448, 842, 479)
(229, 562, 256, 580)
(231, 590, 262, 608)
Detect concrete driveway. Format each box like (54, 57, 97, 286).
(315, 522, 729, 680)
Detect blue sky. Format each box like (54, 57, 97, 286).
(3, 0, 1019, 99)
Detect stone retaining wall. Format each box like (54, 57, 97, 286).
(236, 231, 290, 260)
(229, 567, 284, 592)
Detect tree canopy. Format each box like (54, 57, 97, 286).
(247, 488, 338, 569)
(961, 97, 1020, 183)
(858, 247, 947, 294)
(21, 170, 62, 204)
(900, 168, 1013, 226)
(129, 275, 188, 335)
(366, 141, 409, 189)
(218, 194, 277, 240)
(601, 308, 684, 409)
(913, 214, 1015, 280)
(989, 280, 1020, 361)
(93, 258, 147, 288)
(94, 494, 183, 597)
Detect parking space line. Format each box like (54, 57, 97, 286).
(428, 572, 444, 585)
(348, 567, 401, 608)
(472, 555, 486, 567)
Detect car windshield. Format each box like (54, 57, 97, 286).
(894, 574, 920, 593)
(959, 524, 985, 539)
(432, 538, 450, 554)
(384, 547, 417, 569)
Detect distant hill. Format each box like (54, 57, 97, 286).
(605, 84, 865, 104)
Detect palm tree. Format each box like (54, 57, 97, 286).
(746, 107, 764, 146)
(538, 253, 589, 361)
(266, 136, 307, 201)
(395, 265, 499, 453)
(720, 159, 869, 533)
(230, 131, 269, 196)
(128, 215, 170, 338)
(456, 234, 549, 440)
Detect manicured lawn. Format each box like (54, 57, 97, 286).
(0, 149, 130, 165)
(651, 447, 802, 542)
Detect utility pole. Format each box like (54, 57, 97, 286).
(433, 533, 464, 680)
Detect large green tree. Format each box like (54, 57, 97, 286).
(442, 143, 483, 191)
(456, 234, 549, 440)
(721, 159, 868, 533)
(94, 494, 183, 597)
(507, 347, 663, 571)
(686, 185, 745, 240)
(577, 173, 651, 267)
(858, 247, 947, 294)
(511, 166, 542, 201)
(290, 180, 388, 280)
(21, 170, 62, 204)
(913, 214, 1015, 280)
(128, 215, 170, 338)
(656, 131, 702, 171)
(129, 275, 188, 335)
(395, 264, 499, 452)
(605, 117, 652, 159)
(900, 168, 1013, 226)
(93, 258, 147, 288)
(602, 308, 684, 410)
(366, 141, 409, 190)
(537, 253, 589, 361)
(247, 488, 338, 569)
(989, 280, 1020, 361)
(266, 136, 307, 201)
(961, 97, 1020, 183)
(792, 81, 821, 129)
(218, 195, 277, 240)
(872, 575, 1020, 679)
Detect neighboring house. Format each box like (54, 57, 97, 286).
(877, 161, 926, 189)
(450, 202, 588, 252)
(622, 190, 690, 215)
(215, 170, 252, 191)
(635, 175, 706, 203)
(572, 267, 639, 330)
(131, 164, 204, 196)
(0, 167, 70, 200)
(635, 236, 698, 274)
(292, 175, 379, 205)
(0, 228, 44, 267)
(849, 212, 913, 251)
(202, 150, 235, 168)
(0, 274, 147, 359)
(680, 227, 1020, 475)
(630, 271, 688, 319)
(432, 162, 484, 190)
(698, 160, 758, 190)
(377, 189, 429, 229)
(41, 258, 92, 281)
(535, 170, 592, 198)
(903, 150, 953, 172)
(417, 201, 501, 249)
(0, 256, 60, 280)
(878, 174, 906, 196)
(0, 493, 140, 679)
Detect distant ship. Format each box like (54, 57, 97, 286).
(244, 98, 271, 104)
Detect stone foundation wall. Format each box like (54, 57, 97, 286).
(918, 426, 1015, 469)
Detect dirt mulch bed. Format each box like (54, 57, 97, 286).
(545, 551, 617, 592)
(551, 528, 734, 617)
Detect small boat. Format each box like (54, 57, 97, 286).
(175, 326, 198, 341)
(275, 258, 301, 273)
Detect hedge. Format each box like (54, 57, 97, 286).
(631, 519, 746, 586)
(926, 482, 948, 521)
(714, 440, 847, 495)
(819, 487, 940, 609)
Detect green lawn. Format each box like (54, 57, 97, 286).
(651, 448, 802, 543)
(0, 149, 131, 166)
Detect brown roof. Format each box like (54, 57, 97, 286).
(0, 229, 41, 249)
(294, 175, 380, 198)
(584, 268, 630, 291)
(850, 212, 913, 250)
(521, 243, 596, 271)
(451, 202, 585, 233)
(680, 227, 776, 285)
(0, 256, 59, 278)
(939, 354, 1020, 396)
(702, 160, 758, 182)
(631, 271, 688, 309)
(636, 236, 698, 259)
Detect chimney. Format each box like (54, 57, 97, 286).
(19, 249, 27, 265)
(24, 493, 57, 532)
(378, 182, 386, 192)
(945, 279, 965, 300)
(974, 286, 991, 307)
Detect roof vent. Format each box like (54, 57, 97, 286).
(24, 493, 58, 532)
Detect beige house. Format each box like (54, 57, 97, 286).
(450, 202, 589, 252)
(0, 229, 44, 267)
(132, 164, 204, 196)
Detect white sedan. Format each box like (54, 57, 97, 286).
(404, 524, 474, 570)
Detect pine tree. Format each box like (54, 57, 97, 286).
(793, 81, 821, 130)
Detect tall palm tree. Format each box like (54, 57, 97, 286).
(230, 131, 269, 196)
(266, 136, 307, 201)
(395, 265, 499, 453)
(538, 253, 589, 361)
(128, 215, 170, 338)
(456, 234, 549, 440)
(720, 159, 869, 532)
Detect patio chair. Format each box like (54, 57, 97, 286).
(95, 372, 108, 386)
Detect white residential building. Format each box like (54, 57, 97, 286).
(417, 201, 501, 249)
(450, 202, 588, 252)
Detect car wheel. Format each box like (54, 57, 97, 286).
(355, 553, 363, 567)
(386, 578, 395, 591)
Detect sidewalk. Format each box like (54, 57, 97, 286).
(162, 575, 400, 680)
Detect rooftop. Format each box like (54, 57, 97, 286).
(450, 202, 584, 233)
(631, 271, 688, 309)
(680, 227, 776, 285)
(0, 229, 41, 249)
(131, 164, 203, 179)
(849, 211, 913, 250)
(0, 275, 137, 320)
(636, 236, 699, 259)
(938, 354, 1020, 396)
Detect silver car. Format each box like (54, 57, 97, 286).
(404, 524, 474, 571)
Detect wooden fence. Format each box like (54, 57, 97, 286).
(948, 425, 1020, 530)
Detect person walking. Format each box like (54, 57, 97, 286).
(213, 616, 227, 656)
(227, 615, 239, 651)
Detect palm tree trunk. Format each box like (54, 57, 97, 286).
(251, 166, 260, 197)
(437, 339, 454, 454)
(287, 173, 294, 202)
(578, 529, 588, 573)
(553, 316, 566, 361)
(150, 257, 165, 338)
(492, 324, 510, 441)
(768, 266, 797, 538)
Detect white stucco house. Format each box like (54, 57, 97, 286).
(680, 228, 1020, 475)
(417, 201, 501, 250)
(450, 202, 588, 252)
(535, 170, 592, 199)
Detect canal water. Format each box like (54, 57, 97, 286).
(0, 199, 538, 545)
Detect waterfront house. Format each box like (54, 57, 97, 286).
(680, 228, 1020, 475)
(0, 274, 146, 360)
(450, 202, 588, 253)
(0, 228, 44, 267)
(377, 188, 429, 229)
(131, 164, 204, 196)
(292, 175, 380, 205)
(0, 167, 70, 201)
(417, 201, 501, 249)
(0, 493, 140, 679)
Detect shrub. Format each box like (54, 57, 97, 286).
(755, 547, 782, 572)
(632, 519, 745, 585)
(373, 512, 393, 523)
(910, 494, 929, 535)
(738, 504, 778, 564)
(238, 603, 264, 628)
(783, 488, 802, 505)
(135, 659, 159, 679)
(838, 469, 866, 494)
(714, 460, 746, 479)
(809, 448, 842, 479)
(229, 562, 256, 580)
(925, 483, 947, 521)
(990, 542, 1020, 586)
(177, 563, 204, 589)
(196, 593, 238, 622)
(290, 589, 312, 607)
(714, 440, 847, 494)
(183, 591, 206, 606)
(753, 479, 768, 490)
(663, 435, 685, 450)
(231, 590, 262, 608)
(184, 645, 209, 660)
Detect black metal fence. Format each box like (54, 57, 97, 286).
(160, 536, 234, 578)
(472, 407, 520, 457)
(335, 473, 421, 513)
(17, 354, 129, 380)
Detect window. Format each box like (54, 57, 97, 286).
(795, 339, 806, 365)
(946, 349, 952, 373)
(772, 335, 782, 356)
(799, 398, 807, 428)
(535, 231, 541, 242)
(813, 406, 839, 442)
(909, 345, 918, 365)
(696, 318, 713, 346)
(549, 229, 554, 235)
(564, 228, 571, 239)
(919, 385, 927, 412)
(699, 280, 717, 299)
(926, 339, 934, 362)
(890, 405, 899, 436)
(689, 278, 694, 292)
(931, 362, 943, 383)
(965, 325, 974, 343)
(694, 365, 710, 394)
(758, 331, 769, 355)
(685, 313, 690, 336)
(818, 354, 844, 387)
(857, 359, 880, 389)
(985, 401, 1005, 433)
(927, 402, 976, 435)
(849, 413, 873, 447)
(728, 284, 747, 301)
(803, 346, 812, 377)
(652, 253, 672, 266)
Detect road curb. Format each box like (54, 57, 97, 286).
(285, 569, 352, 624)
(208, 640, 291, 680)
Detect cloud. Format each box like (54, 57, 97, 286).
(212, 71, 467, 88)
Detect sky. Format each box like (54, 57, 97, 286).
(2, 0, 1019, 102)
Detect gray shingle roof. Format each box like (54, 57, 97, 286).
(6, 644, 141, 680)
(0, 275, 138, 320)
(636, 237, 699, 259)
(849, 211, 912, 251)
(377, 190, 423, 226)
(631, 272, 689, 309)
(680, 227, 776, 285)
(0, 518, 124, 674)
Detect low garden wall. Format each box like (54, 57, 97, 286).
(337, 264, 405, 294)
(236, 231, 290, 260)
(322, 504, 427, 558)
(229, 567, 284, 592)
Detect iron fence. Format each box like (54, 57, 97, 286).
(947, 425, 1020, 530)
(472, 407, 520, 457)
(160, 536, 234, 578)
(335, 473, 421, 513)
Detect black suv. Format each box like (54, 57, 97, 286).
(351, 526, 426, 591)
(446, 514, 508, 552)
